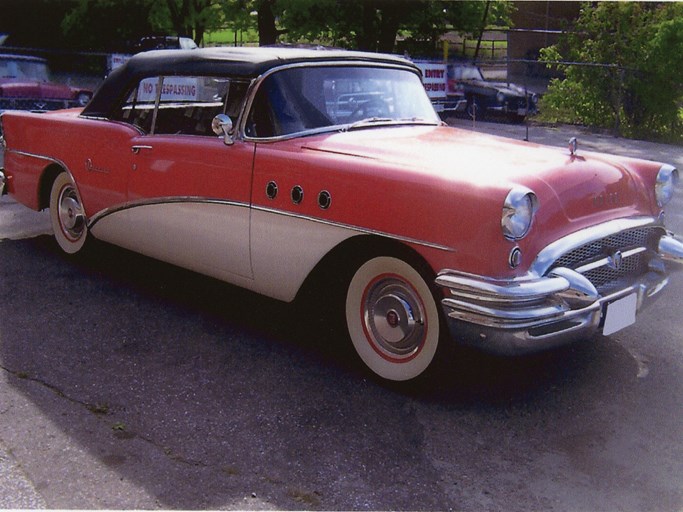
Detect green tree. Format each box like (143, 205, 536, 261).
(539, 2, 683, 142)
(158, 0, 223, 43)
(61, 0, 224, 50)
(216, 0, 509, 52)
(277, 0, 510, 53)
(61, 0, 153, 50)
(217, 0, 284, 46)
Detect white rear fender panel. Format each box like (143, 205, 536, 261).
(90, 201, 357, 303)
(249, 207, 357, 301)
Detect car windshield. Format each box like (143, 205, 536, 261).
(0, 58, 50, 82)
(450, 65, 484, 81)
(246, 65, 440, 138)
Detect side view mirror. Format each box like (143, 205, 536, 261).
(212, 114, 234, 145)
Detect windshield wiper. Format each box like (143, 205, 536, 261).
(342, 116, 437, 132)
(342, 117, 395, 131)
(397, 117, 437, 124)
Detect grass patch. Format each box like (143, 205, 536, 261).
(204, 28, 259, 46)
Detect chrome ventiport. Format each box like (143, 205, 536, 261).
(318, 190, 331, 210)
(266, 181, 278, 200)
(291, 185, 304, 205)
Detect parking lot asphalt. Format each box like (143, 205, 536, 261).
(1, 119, 682, 510)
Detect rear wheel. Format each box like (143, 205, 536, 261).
(345, 256, 442, 382)
(49, 172, 89, 254)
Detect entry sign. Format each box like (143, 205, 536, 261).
(415, 62, 447, 101)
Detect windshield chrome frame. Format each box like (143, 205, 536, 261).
(238, 60, 440, 143)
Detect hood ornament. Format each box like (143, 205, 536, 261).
(569, 137, 578, 156)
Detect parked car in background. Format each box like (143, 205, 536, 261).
(0, 54, 92, 112)
(133, 36, 198, 52)
(447, 62, 537, 122)
(1, 47, 682, 383)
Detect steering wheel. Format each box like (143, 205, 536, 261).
(349, 97, 389, 120)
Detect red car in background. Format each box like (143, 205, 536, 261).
(1, 47, 682, 382)
(0, 53, 92, 112)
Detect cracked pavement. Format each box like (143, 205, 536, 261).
(0, 120, 682, 510)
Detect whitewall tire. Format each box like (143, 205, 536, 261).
(345, 256, 441, 381)
(50, 172, 88, 254)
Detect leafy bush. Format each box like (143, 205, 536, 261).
(538, 2, 683, 143)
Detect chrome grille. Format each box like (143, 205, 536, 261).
(0, 97, 77, 111)
(582, 252, 648, 291)
(550, 227, 662, 293)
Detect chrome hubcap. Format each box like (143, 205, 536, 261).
(58, 187, 85, 239)
(363, 277, 426, 359)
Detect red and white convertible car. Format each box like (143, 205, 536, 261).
(1, 47, 681, 381)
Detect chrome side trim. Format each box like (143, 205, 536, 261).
(251, 204, 455, 252)
(87, 196, 250, 228)
(87, 198, 455, 253)
(7, 148, 67, 167)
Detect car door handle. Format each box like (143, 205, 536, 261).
(131, 145, 153, 154)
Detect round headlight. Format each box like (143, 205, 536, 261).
(76, 92, 92, 107)
(496, 91, 506, 104)
(656, 164, 678, 207)
(502, 187, 539, 240)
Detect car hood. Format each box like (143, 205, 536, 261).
(302, 124, 659, 229)
(466, 79, 528, 96)
(0, 80, 78, 99)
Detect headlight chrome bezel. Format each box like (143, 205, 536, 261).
(655, 164, 679, 207)
(502, 187, 539, 241)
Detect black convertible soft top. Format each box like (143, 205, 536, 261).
(82, 46, 416, 118)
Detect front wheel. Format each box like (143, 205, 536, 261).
(49, 172, 89, 254)
(345, 256, 443, 382)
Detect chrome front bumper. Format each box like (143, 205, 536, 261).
(436, 234, 683, 355)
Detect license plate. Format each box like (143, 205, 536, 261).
(602, 293, 637, 335)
